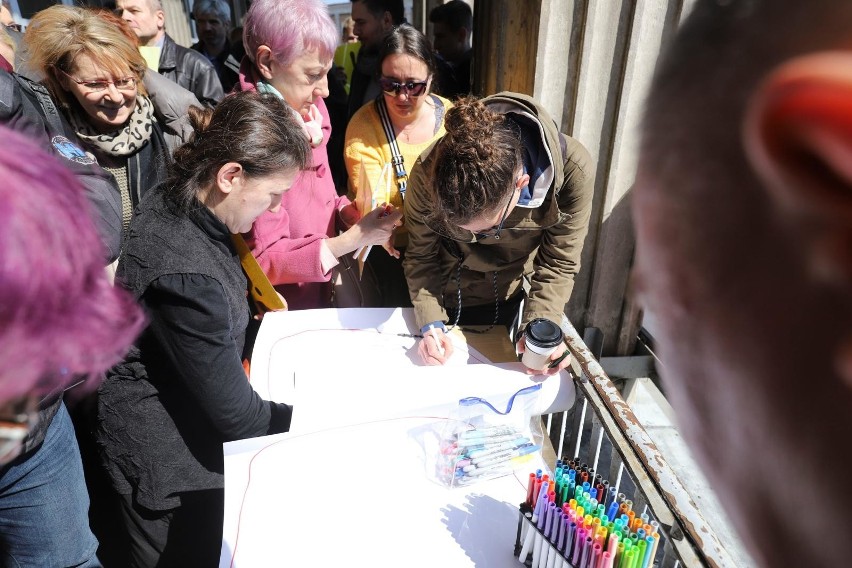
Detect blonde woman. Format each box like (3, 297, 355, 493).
(24, 6, 176, 242)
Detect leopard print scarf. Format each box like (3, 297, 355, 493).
(67, 95, 155, 157)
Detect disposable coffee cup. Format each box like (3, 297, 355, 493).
(521, 318, 564, 370)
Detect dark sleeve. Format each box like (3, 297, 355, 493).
(0, 70, 122, 262)
(192, 58, 224, 107)
(143, 273, 292, 440)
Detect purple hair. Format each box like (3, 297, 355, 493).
(243, 0, 338, 66)
(0, 127, 145, 402)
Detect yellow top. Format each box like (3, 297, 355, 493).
(344, 94, 453, 212)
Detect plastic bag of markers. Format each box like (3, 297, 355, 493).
(431, 383, 546, 488)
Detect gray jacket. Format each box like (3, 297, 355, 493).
(143, 69, 200, 153)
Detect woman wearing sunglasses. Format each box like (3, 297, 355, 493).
(403, 94, 595, 374)
(343, 23, 453, 307)
(24, 6, 192, 252)
(234, 0, 400, 310)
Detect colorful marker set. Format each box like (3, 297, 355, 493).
(437, 424, 541, 486)
(514, 458, 660, 568)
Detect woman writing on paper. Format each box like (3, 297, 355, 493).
(403, 95, 595, 374)
(235, 0, 400, 310)
(96, 93, 308, 567)
(344, 23, 453, 307)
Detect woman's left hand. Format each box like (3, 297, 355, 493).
(517, 336, 571, 376)
(381, 217, 403, 259)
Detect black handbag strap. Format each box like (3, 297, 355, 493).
(375, 96, 408, 199)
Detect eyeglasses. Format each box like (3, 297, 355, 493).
(57, 67, 137, 93)
(379, 77, 429, 98)
(474, 187, 516, 241)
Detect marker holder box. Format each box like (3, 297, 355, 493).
(514, 502, 589, 568)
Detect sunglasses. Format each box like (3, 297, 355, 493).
(379, 77, 429, 97)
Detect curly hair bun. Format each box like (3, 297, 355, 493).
(443, 96, 503, 162)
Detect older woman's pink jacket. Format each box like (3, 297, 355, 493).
(236, 61, 351, 310)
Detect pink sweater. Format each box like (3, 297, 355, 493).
(236, 63, 350, 309)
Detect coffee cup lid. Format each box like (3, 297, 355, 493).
(525, 318, 563, 348)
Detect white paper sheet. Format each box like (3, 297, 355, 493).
(221, 308, 576, 567)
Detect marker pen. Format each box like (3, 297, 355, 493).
(519, 493, 546, 565)
(648, 533, 660, 567)
(607, 532, 619, 555)
(457, 433, 527, 448)
(527, 473, 537, 506)
(532, 502, 549, 568)
(565, 521, 577, 562)
(635, 539, 648, 568)
(467, 438, 531, 459)
(571, 527, 585, 567)
(592, 543, 603, 568)
(579, 535, 592, 568)
(606, 502, 619, 523)
(425, 323, 445, 356)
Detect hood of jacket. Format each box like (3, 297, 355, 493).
(482, 92, 566, 208)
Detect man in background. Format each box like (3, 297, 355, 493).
(429, 0, 472, 97)
(633, 0, 852, 566)
(347, 0, 404, 118)
(116, 0, 223, 106)
(191, 0, 239, 93)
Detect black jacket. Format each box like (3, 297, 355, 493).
(158, 34, 224, 107)
(97, 185, 292, 511)
(0, 69, 122, 261)
(190, 41, 240, 94)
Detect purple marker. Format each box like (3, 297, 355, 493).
(556, 512, 567, 553)
(519, 486, 548, 563)
(532, 502, 549, 568)
(547, 503, 562, 546)
(572, 527, 586, 566)
(578, 536, 592, 568)
(544, 502, 556, 538)
(565, 521, 577, 561)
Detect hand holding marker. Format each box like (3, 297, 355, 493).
(426, 323, 445, 357)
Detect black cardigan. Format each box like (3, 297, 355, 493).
(96, 184, 292, 511)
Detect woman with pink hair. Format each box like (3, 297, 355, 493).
(236, 0, 401, 309)
(0, 126, 143, 566)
